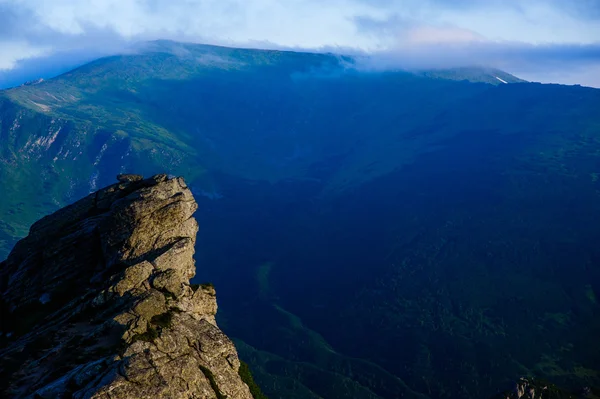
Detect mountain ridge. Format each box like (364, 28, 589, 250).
(1, 40, 600, 399)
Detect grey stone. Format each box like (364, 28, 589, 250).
(0, 174, 253, 399)
(116, 174, 143, 183)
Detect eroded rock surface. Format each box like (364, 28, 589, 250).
(0, 174, 254, 399)
(490, 377, 599, 399)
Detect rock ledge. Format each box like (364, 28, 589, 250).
(0, 174, 253, 399)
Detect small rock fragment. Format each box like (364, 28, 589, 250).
(116, 174, 143, 183)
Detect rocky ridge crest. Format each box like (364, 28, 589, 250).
(0, 174, 254, 399)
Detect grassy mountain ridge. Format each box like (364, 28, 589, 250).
(0, 43, 517, 253)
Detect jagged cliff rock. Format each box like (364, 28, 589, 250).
(490, 378, 599, 399)
(0, 174, 255, 399)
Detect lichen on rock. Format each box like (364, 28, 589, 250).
(0, 174, 254, 399)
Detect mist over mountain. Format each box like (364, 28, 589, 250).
(2, 0, 600, 87)
(1, 41, 599, 398)
(0, 49, 106, 90)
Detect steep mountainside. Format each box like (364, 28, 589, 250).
(0, 174, 260, 399)
(1, 41, 600, 399)
(0, 40, 541, 257)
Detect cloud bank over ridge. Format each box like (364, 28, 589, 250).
(0, 0, 599, 86)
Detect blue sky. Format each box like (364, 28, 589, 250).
(0, 0, 599, 87)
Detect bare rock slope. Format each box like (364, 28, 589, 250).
(0, 174, 255, 399)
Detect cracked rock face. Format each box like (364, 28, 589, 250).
(0, 174, 254, 399)
(490, 377, 596, 399)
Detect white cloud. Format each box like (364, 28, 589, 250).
(404, 26, 483, 45)
(439, 2, 600, 44)
(7, 0, 359, 46)
(517, 60, 600, 87)
(0, 0, 599, 85)
(0, 41, 49, 70)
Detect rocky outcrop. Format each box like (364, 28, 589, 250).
(0, 174, 254, 399)
(491, 378, 598, 399)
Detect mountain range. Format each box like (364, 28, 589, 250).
(1, 40, 599, 398)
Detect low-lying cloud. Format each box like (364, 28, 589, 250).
(351, 40, 600, 86)
(0, 0, 599, 87)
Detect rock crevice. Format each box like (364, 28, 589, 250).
(0, 174, 254, 399)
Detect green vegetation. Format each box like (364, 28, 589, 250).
(239, 361, 269, 399)
(150, 311, 174, 329)
(130, 324, 159, 344)
(256, 262, 273, 300)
